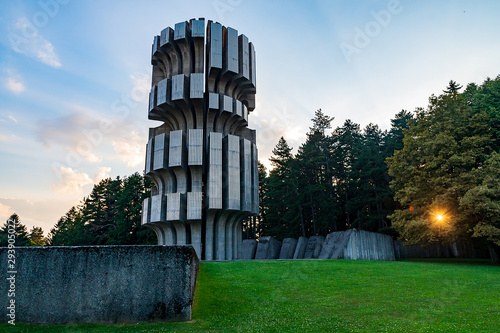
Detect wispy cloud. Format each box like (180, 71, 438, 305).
(8, 115, 18, 123)
(0, 133, 16, 142)
(93, 166, 111, 183)
(130, 74, 150, 103)
(111, 131, 144, 168)
(12, 17, 61, 68)
(0, 197, 80, 234)
(85, 153, 102, 163)
(51, 167, 93, 193)
(5, 77, 25, 93)
(37, 112, 90, 148)
(0, 202, 14, 220)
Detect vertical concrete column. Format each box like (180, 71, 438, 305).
(207, 21, 222, 92)
(215, 135, 240, 260)
(205, 132, 223, 260)
(167, 192, 187, 244)
(188, 129, 203, 258)
(240, 138, 252, 212)
(169, 130, 187, 193)
(251, 143, 259, 214)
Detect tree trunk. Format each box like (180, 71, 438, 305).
(309, 190, 316, 235)
(294, 187, 306, 237)
(346, 191, 351, 228)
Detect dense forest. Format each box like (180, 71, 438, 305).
(1, 75, 499, 251)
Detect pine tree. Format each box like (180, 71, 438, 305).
(29, 226, 45, 246)
(296, 109, 338, 235)
(0, 213, 31, 246)
(331, 119, 362, 229)
(443, 80, 463, 93)
(263, 137, 306, 239)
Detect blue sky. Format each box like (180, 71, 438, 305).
(1, 0, 499, 233)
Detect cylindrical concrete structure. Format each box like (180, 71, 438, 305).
(142, 19, 258, 260)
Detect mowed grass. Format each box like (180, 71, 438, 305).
(4, 259, 500, 332)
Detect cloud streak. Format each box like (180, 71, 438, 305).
(93, 166, 111, 183)
(111, 131, 144, 168)
(0, 197, 81, 235)
(51, 167, 93, 193)
(11, 17, 61, 68)
(5, 77, 25, 93)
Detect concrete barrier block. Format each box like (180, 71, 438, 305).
(293, 236, 309, 259)
(255, 236, 281, 260)
(303, 236, 325, 259)
(240, 239, 257, 259)
(279, 238, 297, 259)
(0, 246, 198, 324)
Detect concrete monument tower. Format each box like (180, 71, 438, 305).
(142, 19, 258, 261)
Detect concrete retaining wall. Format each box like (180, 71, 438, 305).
(248, 231, 488, 262)
(0, 245, 198, 324)
(344, 230, 395, 261)
(318, 230, 395, 261)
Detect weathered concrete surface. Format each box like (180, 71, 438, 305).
(344, 230, 395, 261)
(279, 238, 297, 259)
(303, 236, 325, 259)
(255, 236, 281, 260)
(293, 236, 309, 259)
(319, 230, 352, 259)
(0, 245, 198, 324)
(240, 239, 257, 259)
(318, 230, 395, 261)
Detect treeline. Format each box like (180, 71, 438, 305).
(246, 76, 500, 255)
(2, 76, 498, 252)
(0, 213, 45, 246)
(1, 173, 156, 247)
(47, 173, 156, 246)
(245, 108, 412, 240)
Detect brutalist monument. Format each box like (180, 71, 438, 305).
(142, 19, 258, 261)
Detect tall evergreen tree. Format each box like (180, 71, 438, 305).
(443, 80, 463, 94)
(0, 213, 31, 246)
(296, 109, 338, 235)
(29, 226, 45, 246)
(331, 119, 362, 229)
(262, 137, 306, 239)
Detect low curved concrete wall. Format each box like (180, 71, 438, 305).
(0, 245, 198, 324)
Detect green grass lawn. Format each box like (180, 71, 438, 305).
(4, 259, 500, 332)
